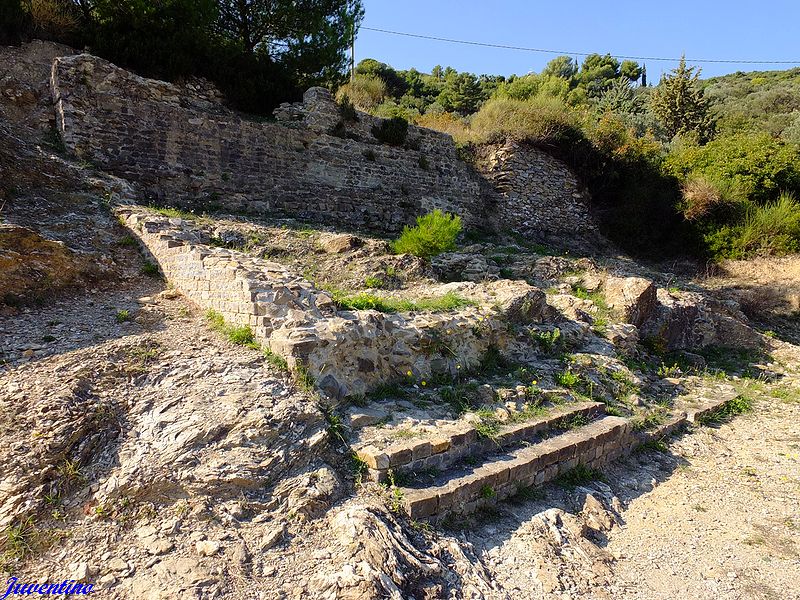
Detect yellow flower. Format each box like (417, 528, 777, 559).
(456, 364, 461, 369)
(421, 381, 427, 386)
(531, 380, 538, 385)
(406, 371, 412, 377)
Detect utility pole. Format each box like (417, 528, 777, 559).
(350, 26, 355, 82)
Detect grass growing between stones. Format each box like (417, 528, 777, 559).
(330, 290, 475, 313)
(205, 310, 256, 347)
(696, 394, 754, 426)
(555, 464, 606, 488)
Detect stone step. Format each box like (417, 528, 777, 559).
(356, 401, 606, 483)
(400, 415, 633, 519)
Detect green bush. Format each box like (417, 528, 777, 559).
(737, 193, 800, 256)
(336, 74, 387, 111)
(371, 116, 409, 146)
(665, 133, 800, 204)
(469, 96, 580, 144)
(392, 210, 462, 258)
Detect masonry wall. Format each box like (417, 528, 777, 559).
(52, 54, 486, 233)
(477, 141, 603, 248)
(118, 208, 511, 400)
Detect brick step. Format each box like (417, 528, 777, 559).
(356, 401, 606, 483)
(400, 415, 632, 519)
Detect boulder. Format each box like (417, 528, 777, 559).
(486, 279, 551, 323)
(603, 276, 657, 327)
(319, 233, 363, 254)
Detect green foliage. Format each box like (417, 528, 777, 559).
(666, 133, 800, 205)
(555, 369, 581, 389)
(696, 395, 753, 425)
(392, 210, 462, 258)
(650, 57, 715, 142)
(205, 309, 257, 346)
(115, 309, 130, 323)
(263, 347, 289, 371)
(140, 261, 160, 277)
(331, 290, 473, 313)
(336, 74, 387, 111)
(703, 67, 800, 141)
(555, 464, 606, 488)
(469, 96, 581, 144)
(371, 116, 409, 146)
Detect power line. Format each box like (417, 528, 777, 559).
(360, 26, 800, 66)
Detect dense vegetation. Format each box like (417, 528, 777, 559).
(1, 0, 363, 113)
(343, 55, 800, 261)
(3, 2, 798, 260)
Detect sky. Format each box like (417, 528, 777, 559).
(356, 0, 800, 80)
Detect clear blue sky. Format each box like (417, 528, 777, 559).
(356, 0, 800, 80)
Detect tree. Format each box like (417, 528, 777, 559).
(650, 57, 715, 142)
(620, 60, 642, 83)
(216, 0, 363, 86)
(597, 77, 644, 114)
(542, 55, 577, 80)
(355, 58, 407, 97)
(578, 53, 621, 97)
(437, 72, 485, 115)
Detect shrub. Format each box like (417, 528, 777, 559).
(469, 96, 580, 144)
(27, 0, 78, 38)
(415, 112, 470, 140)
(371, 116, 409, 146)
(336, 74, 387, 112)
(338, 93, 358, 122)
(665, 133, 800, 204)
(680, 176, 746, 222)
(736, 193, 800, 256)
(392, 210, 462, 258)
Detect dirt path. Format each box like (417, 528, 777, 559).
(605, 392, 800, 600)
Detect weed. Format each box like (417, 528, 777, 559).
(115, 309, 130, 323)
(636, 438, 670, 453)
(555, 464, 606, 488)
(294, 364, 315, 391)
(393, 428, 421, 440)
(322, 407, 346, 445)
(555, 369, 581, 389)
(696, 394, 753, 425)
(364, 276, 384, 289)
(205, 310, 257, 347)
(508, 484, 545, 505)
(418, 155, 430, 170)
(149, 206, 197, 220)
(263, 348, 289, 372)
(57, 459, 85, 487)
(657, 362, 681, 378)
(532, 327, 562, 354)
(474, 408, 502, 440)
(140, 261, 160, 277)
(372, 116, 408, 146)
(367, 380, 410, 402)
(351, 454, 368, 485)
(118, 235, 137, 247)
(391, 210, 462, 258)
(1, 518, 37, 560)
(479, 484, 496, 499)
(631, 408, 668, 431)
(331, 290, 474, 313)
(362, 148, 377, 161)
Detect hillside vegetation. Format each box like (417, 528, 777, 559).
(342, 56, 800, 261)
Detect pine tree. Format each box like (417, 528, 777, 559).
(650, 56, 715, 142)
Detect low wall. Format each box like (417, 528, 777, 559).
(119, 208, 516, 399)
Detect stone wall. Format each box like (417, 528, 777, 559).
(476, 140, 603, 249)
(118, 208, 529, 399)
(53, 54, 486, 233)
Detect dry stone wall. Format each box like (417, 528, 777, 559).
(477, 140, 603, 248)
(53, 54, 486, 233)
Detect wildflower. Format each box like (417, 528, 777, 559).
(421, 381, 427, 386)
(406, 370, 412, 377)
